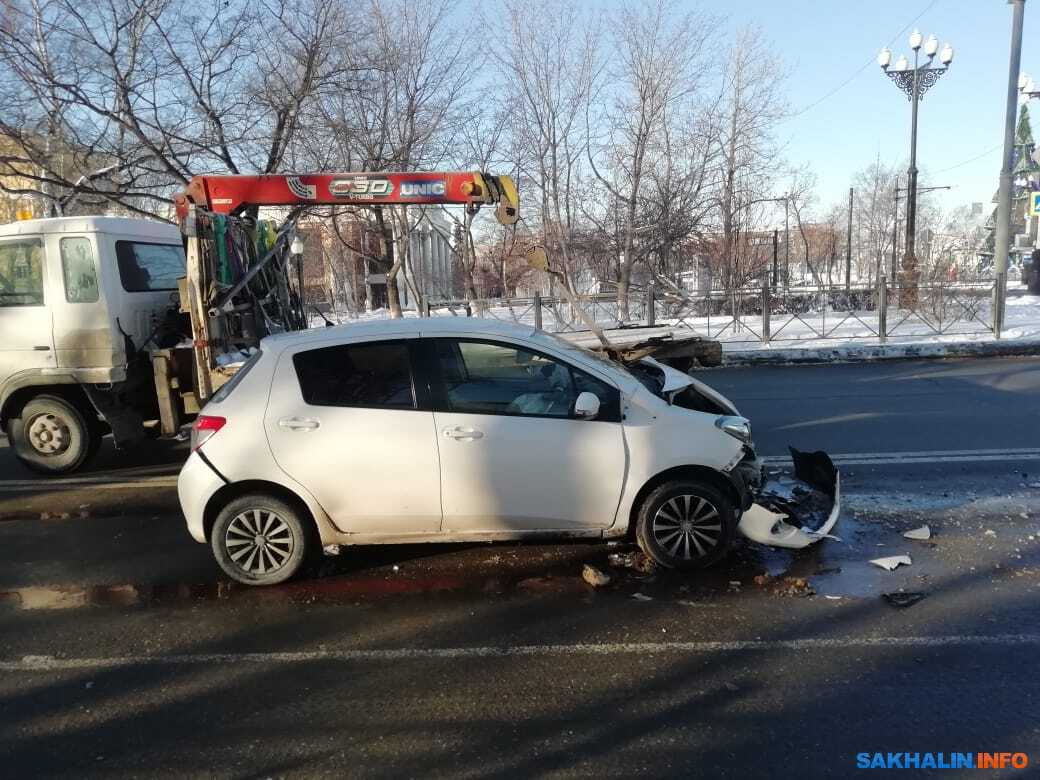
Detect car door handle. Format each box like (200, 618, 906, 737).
(443, 426, 484, 440)
(278, 416, 320, 431)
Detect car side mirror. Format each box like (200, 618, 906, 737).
(574, 391, 600, 420)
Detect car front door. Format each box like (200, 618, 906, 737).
(265, 337, 443, 535)
(427, 337, 627, 533)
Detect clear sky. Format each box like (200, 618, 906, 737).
(718, 0, 1034, 213)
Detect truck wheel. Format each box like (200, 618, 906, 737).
(635, 480, 736, 570)
(7, 395, 98, 475)
(211, 494, 312, 586)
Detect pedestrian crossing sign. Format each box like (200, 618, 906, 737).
(1032, 192, 1040, 217)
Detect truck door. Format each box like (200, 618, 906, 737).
(0, 237, 56, 378)
(49, 235, 119, 369)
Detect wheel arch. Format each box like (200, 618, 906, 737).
(1, 383, 100, 432)
(202, 479, 321, 544)
(626, 465, 742, 537)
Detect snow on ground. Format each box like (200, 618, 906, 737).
(309, 285, 1040, 361)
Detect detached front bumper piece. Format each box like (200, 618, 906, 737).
(737, 448, 841, 549)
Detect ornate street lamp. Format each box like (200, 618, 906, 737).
(879, 31, 954, 307)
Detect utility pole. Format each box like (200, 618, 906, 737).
(891, 177, 900, 279)
(784, 197, 790, 288)
(993, 0, 1026, 338)
(846, 187, 854, 292)
(772, 229, 779, 286)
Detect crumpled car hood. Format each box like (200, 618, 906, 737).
(637, 357, 740, 416)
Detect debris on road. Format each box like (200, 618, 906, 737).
(322, 545, 341, 556)
(984, 529, 997, 538)
(870, 555, 913, 571)
(752, 573, 815, 597)
(582, 565, 611, 588)
(607, 551, 656, 574)
(903, 525, 932, 541)
(631, 593, 654, 602)
(882, 591, 927, 608)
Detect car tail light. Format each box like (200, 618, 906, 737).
(191, 415, 226, 452)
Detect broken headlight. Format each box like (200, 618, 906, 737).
(716, 415, 751, 444)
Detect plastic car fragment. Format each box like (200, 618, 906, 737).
(737, 448, 841, 549)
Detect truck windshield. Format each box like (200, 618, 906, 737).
(115, 241, 185, 292)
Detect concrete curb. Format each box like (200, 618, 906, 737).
(722, 338, 1040, 366)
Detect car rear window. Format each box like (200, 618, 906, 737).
(292, 341, 415, 409)
(115, 241, 185, 291)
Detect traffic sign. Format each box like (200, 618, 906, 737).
(1031, 192, 1040, 217)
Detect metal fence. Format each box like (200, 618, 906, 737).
(414, 275, 1005, 345)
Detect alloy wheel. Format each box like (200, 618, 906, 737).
(652, 495, 723, 561)
(225, 509, 295, 576)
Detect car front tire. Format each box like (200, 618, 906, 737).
(635, 480, 736, 570)
(7, 395, 98, 475)
(211, 494, 312, 586)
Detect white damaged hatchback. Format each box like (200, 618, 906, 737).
(177, 318, 839, 585)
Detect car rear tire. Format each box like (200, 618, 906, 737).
(635, 480, 736, 570)
(211, 494, 311, 586)
(7, 395, 98, 475)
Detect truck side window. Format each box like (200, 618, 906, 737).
(60, 237, 99, 303)
(115, 241, 185, 292)
(0, 239, 44, 307)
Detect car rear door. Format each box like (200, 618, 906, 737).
(427, 337, 627, 533)
(264, 337, 443, 534)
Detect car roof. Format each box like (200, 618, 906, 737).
(0, 216, 181, 242)
(261, 316, 541, 349)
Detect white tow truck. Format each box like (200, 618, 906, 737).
(0, 171, 521, 475)
(0, 216, 187, 473)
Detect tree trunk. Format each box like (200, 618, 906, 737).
(616, 272, 630, 322)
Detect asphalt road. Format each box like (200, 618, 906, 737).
(2, 356, 1040, 777)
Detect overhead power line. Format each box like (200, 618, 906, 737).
(933, 143, 1003, 173)
(785, 0, 939, 120)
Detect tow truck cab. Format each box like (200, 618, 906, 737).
(0, 216, 186, 474)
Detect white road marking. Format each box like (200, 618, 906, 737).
(761, 447, 1040, 466)
(3, 634, 1039, 671)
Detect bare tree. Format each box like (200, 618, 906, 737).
(0, 0, 360, 218)
(310, 0, 473, 317)
(491, 0, 600, 300)
(714, 25, 787, 293)
(585, 0, 715, 317)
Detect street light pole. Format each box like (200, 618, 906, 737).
(993, 0, 1027, 338)
(879, 32, 954, 307)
